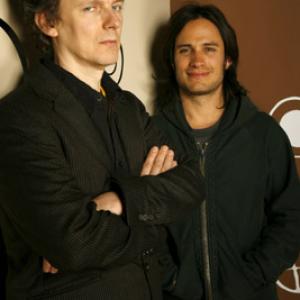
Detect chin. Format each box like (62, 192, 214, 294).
(100, 55, 119, 65)
(92, 56, 117, 68)
(104, 59, 118, 67)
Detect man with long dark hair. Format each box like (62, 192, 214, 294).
(0, 1, 204, 299)
(154, 4, 300, 300)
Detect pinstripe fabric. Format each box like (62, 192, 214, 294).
(0, 62, 203, 299)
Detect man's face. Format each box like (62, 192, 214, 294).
(48, 0, 124, 70)
(174, 18, 230, 98)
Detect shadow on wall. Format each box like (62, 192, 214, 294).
(149, 20, 176, 114)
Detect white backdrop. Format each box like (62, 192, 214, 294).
(113, 0, 170, 111)
(0, 0, 171, 112)
(0, 0, 23, 99)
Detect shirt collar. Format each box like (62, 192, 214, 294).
(42, 58, 105, 116)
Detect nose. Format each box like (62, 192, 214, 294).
(190, 50, 205, 67)
(102, 8, 121, 30)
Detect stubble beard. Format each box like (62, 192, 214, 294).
(179, 80, 223, 98)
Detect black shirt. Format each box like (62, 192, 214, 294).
(43, 59, 128, 174)
(193, 121, 220, 163)
(193, 121, 219, 149)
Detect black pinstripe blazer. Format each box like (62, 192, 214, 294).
(0, 63, 204, 300)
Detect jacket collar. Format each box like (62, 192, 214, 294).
(26, 62, 142, 174)
(26, 63, 113, 171)
(101, 74, 144, 174)
(160, 94, 258, 137)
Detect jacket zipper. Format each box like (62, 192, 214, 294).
(196, 141, 213, 300)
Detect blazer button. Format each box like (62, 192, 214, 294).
(144, 263, 150, 271)
(138, 214, 148, 221)
(138, 214, 154, 222)
(147, 215, 154, 221)
(143, 248, 154, 257)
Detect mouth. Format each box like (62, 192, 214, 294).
(187, 71, 210, 79)
(99, 40, 118, 46)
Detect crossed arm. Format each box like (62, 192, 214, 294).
(93, 145, 177, 216)
(43, 145, 177, 273)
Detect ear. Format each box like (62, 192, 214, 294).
(34, 12, 58, 38)
(225, 57, 232, 70)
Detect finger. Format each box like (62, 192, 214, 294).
(50, 266, 59, 274)
(161, 149, 175, 172)
(149, 145, 169, 175)
(171, 160, 178, 168)
(43, 259, 52, 273)
(140, 146, 159, 176)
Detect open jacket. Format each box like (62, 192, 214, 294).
(154, 96, 300, 300)
(0, 62, 204, 300)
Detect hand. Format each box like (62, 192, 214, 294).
(140, 145, 178, 176)
(43, 258, 58, 274)
(93, 192, 123, 215)
(42, 192, 122, 274)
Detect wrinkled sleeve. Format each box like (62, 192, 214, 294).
(113, 93, 205, 226)
(0, 115, 156, 273)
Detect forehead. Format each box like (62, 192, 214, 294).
(176, 18, 223, 45)
(59, 0, 123, 8)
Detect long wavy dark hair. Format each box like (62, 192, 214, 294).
(154, 4, 247, 111)
(23, 0, 60, 54)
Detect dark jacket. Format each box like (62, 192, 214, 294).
(154, 96, 300, 300)
(0, 63, 204, 300)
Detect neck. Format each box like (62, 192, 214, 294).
(54, 55, 104, 92)
(180, 89, 224, 129)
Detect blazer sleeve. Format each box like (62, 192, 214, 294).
(112, 92, 205, 226)
(243, 115, 300, 287)
(0, 106, 159, 273)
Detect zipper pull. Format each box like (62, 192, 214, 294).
(195, 141, 208, 177)
(196, 141, 209, 156)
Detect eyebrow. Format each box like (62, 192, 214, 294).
(77, 0, 125, 5)
(176, 44, 190, 48)
(203, 42, 219, 47)
(176, 42, 220, 48)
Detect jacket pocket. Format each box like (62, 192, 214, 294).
(29, 271, 100, 300)
(29, 263, 152, 300)
(217, 223, 261, 300)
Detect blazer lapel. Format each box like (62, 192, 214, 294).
(28, 65, 112, 172)
(114, 95, 145, 175)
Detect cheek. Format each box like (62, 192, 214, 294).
(174, 56, 188, 72)
(62, 23, 85, 40)
(175, 66, 186, 84)
(208, 56, 224, 71)
(74, 18, 99, 35)
(118, 15, 123, 29)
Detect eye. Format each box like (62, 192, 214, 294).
(178, 47, 190, 55)
(83, 6, 96, 12)
(205, 47, 217, 53)
(112, 2, 124, 12)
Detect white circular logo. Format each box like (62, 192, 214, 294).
(276, 264, 300, 294)
(271, 96, 300, 294)
(269, 96, 300, 159)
